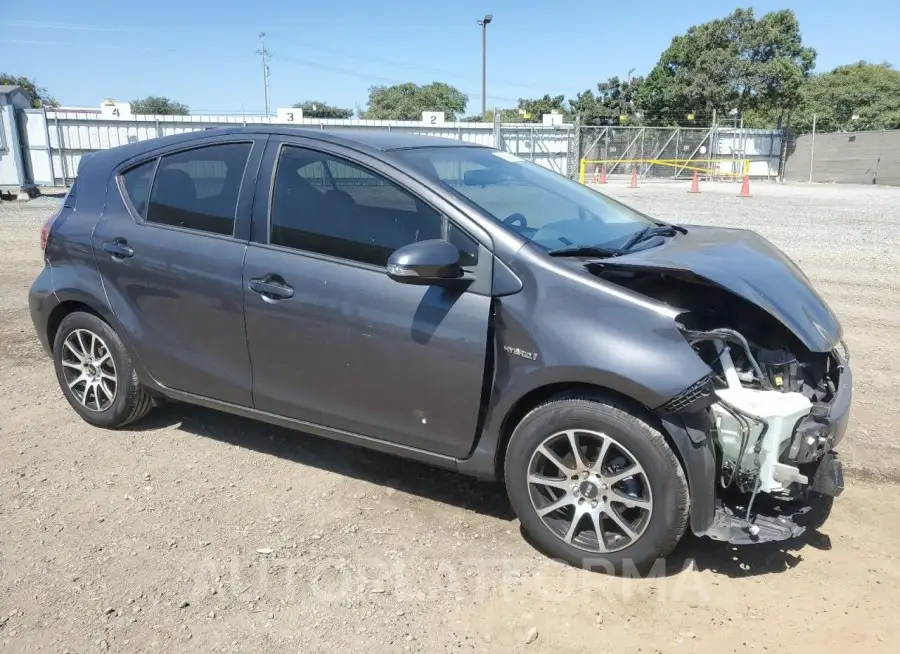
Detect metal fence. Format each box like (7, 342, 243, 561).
(781, 129, 900, 186)
(575, 124, 783, 181)
(14, 109, 785, 189)
(19, 110, 575, 187)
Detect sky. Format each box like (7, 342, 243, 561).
(3, 0, 899, 115)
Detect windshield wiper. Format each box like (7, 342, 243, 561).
(548, 245, 623, 258)
(621, 223, 686, 251)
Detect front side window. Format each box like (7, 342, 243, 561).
(396, 146, 655, 251)
(145, 142, 252, 236)
(270, 146, 477, 267)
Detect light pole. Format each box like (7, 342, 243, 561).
(478, 14, 493, 120)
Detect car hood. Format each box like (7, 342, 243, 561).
(598, 225, 842, 352)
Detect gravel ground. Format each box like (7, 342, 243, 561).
(2, 183, 900, 654)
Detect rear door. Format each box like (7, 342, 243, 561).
(243, 136, 493, 457)
(92, 136, 264, 405)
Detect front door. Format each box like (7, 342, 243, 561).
(92, 137, 263, 405)
(243, 139, 493, 458)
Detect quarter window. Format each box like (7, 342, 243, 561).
(270, 146, 458, 267)
(120, 159, 156, 219)
(145, 142, 252, 236)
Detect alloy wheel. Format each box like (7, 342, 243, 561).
(60, 328, 118, 412)
(527, 429, 653, 553)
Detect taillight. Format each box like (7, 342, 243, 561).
(40, 210, 61, 251)
(42, 182, 77, 252)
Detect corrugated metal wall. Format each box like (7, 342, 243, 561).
(29, 112, 573, 186)
(783, 130, 900, 186)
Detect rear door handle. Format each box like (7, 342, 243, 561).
(249, 276, 294, 300)
(102, 239, 134, 259)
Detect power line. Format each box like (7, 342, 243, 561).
(273, 52, 523, 104)
(4, 18, 565, 93)
(264, 34, 556, 92)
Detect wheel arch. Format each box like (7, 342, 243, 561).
(492, 381, 719, 538)
(494, 381, 684, 481)
(46, 298, 112, 353)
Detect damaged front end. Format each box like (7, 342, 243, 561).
(592, 263, 852, 545)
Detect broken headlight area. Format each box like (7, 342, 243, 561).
(599, 268, 849, 542)
(674, 327, 848, 543)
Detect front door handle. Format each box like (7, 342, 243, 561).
(249, 276, 294, 300)
(102, 238, 134, 259)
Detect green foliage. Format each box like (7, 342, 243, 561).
(569, 77, 644, 126)
(130, 96, 190, 115)
(463, 95, 567, 123)
(790, 62, 900, 132)
(361, 82, 468, 120)
(291, 100, 353, 119)
(636, 8, 815, 126)
(0, 73, 58, 108)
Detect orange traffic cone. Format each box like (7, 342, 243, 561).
(688, 171, 700, 193)
(738, 175, 751, 197)
(599, 166, 607, 184)
(593, 168, 600, 184)
(629, 168, 639, 188)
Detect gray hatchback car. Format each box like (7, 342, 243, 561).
(29, 127, 851, 571)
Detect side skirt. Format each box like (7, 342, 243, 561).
(157, 387, 461, 471)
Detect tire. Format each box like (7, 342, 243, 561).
(52, 311, 154, 428)
(504, 395, 689, 573)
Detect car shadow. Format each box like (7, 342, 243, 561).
(664, 527, 832, 577)
(132, 402, 833, 577)
(518, 523, 832, 579)
(133, 402, 516, 521)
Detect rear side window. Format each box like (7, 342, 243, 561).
(145, 142, 252, 236)
(121, 160, 156, 218)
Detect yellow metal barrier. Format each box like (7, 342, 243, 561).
(579, 158, 750, 184)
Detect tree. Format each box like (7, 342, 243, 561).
(636, 8, 815, 126)
(360, 82, 468, 120)
(515, 94, 567, 122)
(130, 96, 190, 115)
(0, 73, 58, 108)
(462, 95, 568, 123)
(569, 76, 643, 125)
(291, 100, 353, 119)
(788, 62, 900, 132)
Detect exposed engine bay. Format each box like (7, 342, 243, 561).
(592, 265, 849, 542)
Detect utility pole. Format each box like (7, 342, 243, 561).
(478, 15, 493, 120)
(256, 32, 271, 119)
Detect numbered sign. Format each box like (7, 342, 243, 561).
(100, 100, 132, 118)
(422, 111, 445, 126)
(542, 112, 563, 126)
(276, 107, 302, 123)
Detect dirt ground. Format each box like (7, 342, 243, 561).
(2, 181, 899, 653)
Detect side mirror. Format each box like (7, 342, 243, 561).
(387, 239, 464, 285)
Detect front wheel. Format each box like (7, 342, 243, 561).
(52, 311, 154, 428)
(504, 395, 689, 573)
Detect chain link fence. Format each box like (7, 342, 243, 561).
(573, 123, 782, 182)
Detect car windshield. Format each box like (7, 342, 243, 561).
(395, 146, 655, 251)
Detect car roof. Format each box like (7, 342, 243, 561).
(82, 126, 489, 173)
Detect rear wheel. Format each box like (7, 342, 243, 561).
(505, 395, 689, 573)
(52, 311, 153, 428)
